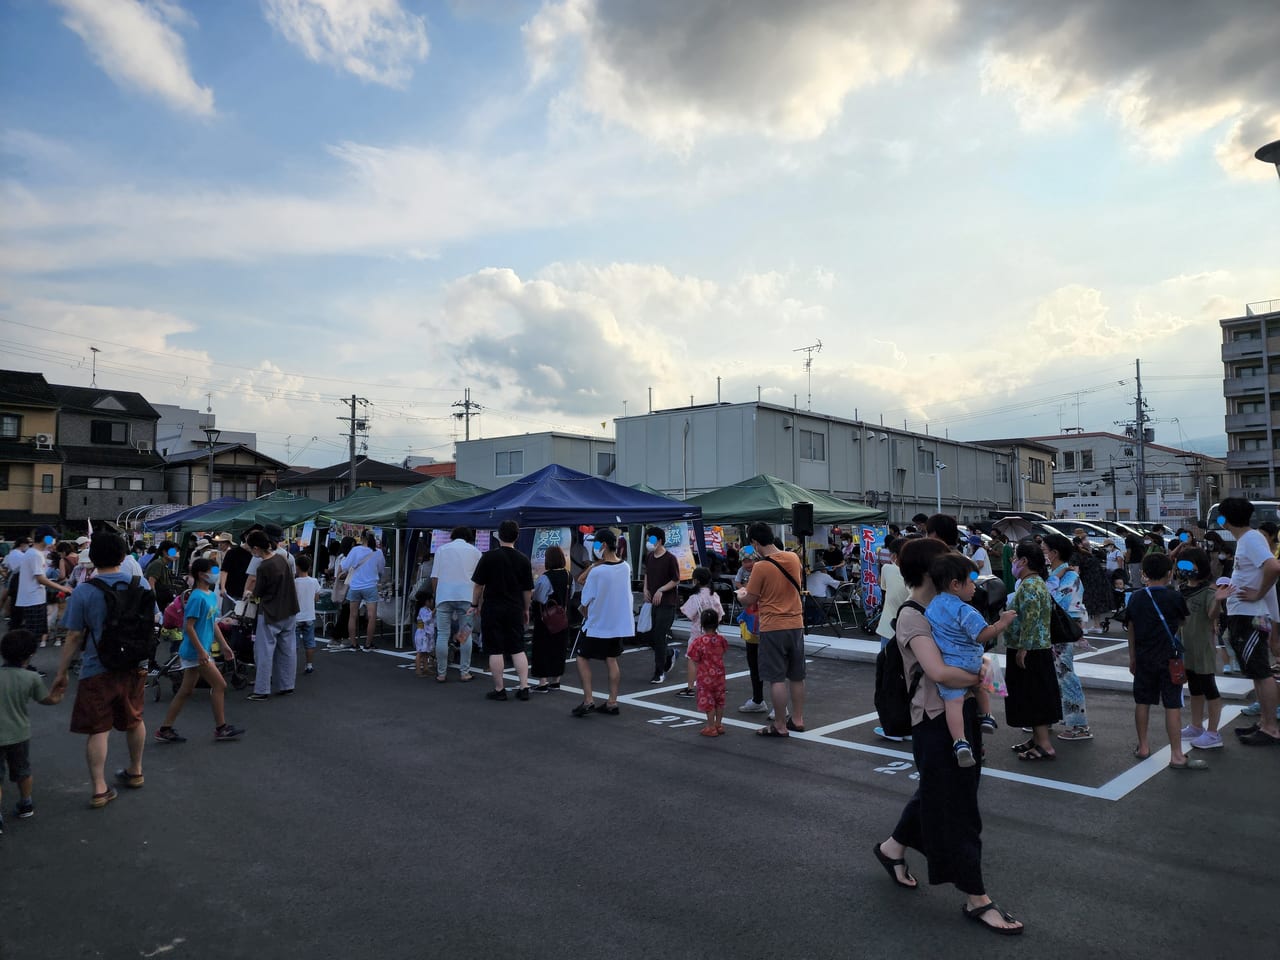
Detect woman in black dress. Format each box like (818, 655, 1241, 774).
(531, 546, 571, 692)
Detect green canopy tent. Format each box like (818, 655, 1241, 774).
(685, 475, 885, 525)
(316, 477, 491, 649)
(177, 490, 329, 535)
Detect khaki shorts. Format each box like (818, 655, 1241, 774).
(70, 670, 145, 735)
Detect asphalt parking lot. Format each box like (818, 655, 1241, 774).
(4, 635, 1275, 960)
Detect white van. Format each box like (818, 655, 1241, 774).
(1207, 500, 1280, 542)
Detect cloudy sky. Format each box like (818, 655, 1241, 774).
(2, 0, 1278, 467)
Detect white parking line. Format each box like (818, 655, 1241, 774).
(367, 646, 1229, 802)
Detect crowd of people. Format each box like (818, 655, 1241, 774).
(3, 496, 1277, 941)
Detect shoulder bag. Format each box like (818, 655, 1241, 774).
(333, 549, 374, 605)
(1145, 587, 1187, 685)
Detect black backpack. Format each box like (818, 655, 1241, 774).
(874, 600, 925, 738)
(89, 576, 157, 671)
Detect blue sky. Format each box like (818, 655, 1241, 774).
(1, 0, 1277, 467)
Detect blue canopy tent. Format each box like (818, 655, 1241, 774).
(142, 496, 246, 533)
(405, 464, 702, 529)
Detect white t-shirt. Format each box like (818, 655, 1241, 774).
(581, 560, 635, 638)
(3, 548, 26, 574)
(806, 570, 841, 598)
(294, 576, 320, 622)
(970, 547, 992, 578)
(431, 538, 482, 604)
(1227, 528, 1280, 621)
(17, 547, 48, 606)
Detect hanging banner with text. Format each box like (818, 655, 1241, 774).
(531, 527, 572, 580)
(859, 524, 888, 614)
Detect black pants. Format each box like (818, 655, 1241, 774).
(745, 642, 763, 702)
(649, 603, 676, 674)
(891, 698, 986, 895)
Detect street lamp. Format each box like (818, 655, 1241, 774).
(1019, 473, 1031, 512)
(933, 460, 947, 512)
(201, 426, 222, 504)
(1257, 139, 1280, 182)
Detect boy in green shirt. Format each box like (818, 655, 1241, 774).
(0, 629, 63, 834)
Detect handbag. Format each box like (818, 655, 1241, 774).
(1048, 598, 1084, 646)
(542, 598, 569, 634)
(1145, 587, 1186, 685)
(636, 601, 653, 634)
(332, 549, 375, 605)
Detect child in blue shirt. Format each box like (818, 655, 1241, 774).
(926, 553, 1017, 767)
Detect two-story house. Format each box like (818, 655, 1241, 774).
(50, 383, 167, 524)
(0, 370, 65, 536)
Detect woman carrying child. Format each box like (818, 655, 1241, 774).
(531, 546, 571, 692)
(687, 608, 729, 736)
(154, 557, 244, 744)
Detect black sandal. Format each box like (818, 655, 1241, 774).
(1017, 745, 1055, 761)
(962, 901, 1024, 936)
(1010, 738, 1035, 753)
(871, 843, 917, 890)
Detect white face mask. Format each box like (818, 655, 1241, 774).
(645, 537, 658, 552)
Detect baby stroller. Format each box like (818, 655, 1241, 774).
(149, 615, 253, 701)
(1097, 570, 1129, 634)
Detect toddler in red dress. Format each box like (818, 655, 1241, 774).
(686, 608, 729, 736)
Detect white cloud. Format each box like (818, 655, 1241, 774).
(262, 0, 429, 88)
(51, 0, 214, 116)
(523, 0, 1280, 175)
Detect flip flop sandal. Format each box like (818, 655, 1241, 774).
(872, 843, 917, 890)
(962, 902, 1024, 936)
(756, 726, 789, 738)
(1132, 747, 1151, 759)
(785, 719, 806, 733)
(1016, 746, 1055, 761)
(1010, 738, 1035, 753)
(1168, 758, 1210, 770)
(90, 787, 118, 809)
(700, 728, 720, 737)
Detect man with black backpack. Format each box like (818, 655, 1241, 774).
(51, 533, 155, 809)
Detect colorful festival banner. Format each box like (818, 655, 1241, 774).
(531, 527, 572, 579)
(859, 524, 889, 614)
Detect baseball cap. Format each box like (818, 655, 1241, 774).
(75, 535, 91, 546)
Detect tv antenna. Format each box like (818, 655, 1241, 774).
(794, 341, 822, 410)
(89, 346, 100, 387)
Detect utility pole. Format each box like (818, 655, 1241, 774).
(452, 388, 481, 441)
(1135, 359, 1148, 521)
(337, 395, 369, 493)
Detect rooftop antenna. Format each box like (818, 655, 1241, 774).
(89, 346, 100, 387)
(793, 340, 822, 410)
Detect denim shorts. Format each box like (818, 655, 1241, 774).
(347, 586, 379, 606)
(296, 620, 316, 649)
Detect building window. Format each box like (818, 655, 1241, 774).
(1062, 451, 1075, 471)
(1080, 450, 1093, 470)
(41, 474, 53, 493)
(113, 477, 143, 491)
(1144, 475, 1181, 494)
(1233, 329, 1260, 341)
(596, 452, 616, 477)
(799, 429, 826, 462)
(994, 461, 1009, 483)
(0, 413, 19, 440)
(1236, 365, 1263, 378)
(1238, 399, 1265, 413)
(1028, 458, 1046, 484)
(917, 448, 933, 473)
(84, 477, 103, 490)
(0, 464, 8, 490)
(495, 450, 524, 477)
(1239, 437, 1267, 451)
(1241, 473, 1270, 489)
(90, 420, 129, 444)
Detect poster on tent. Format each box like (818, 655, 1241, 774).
(859, 524, 888, 613)
(298, 521, 314, 548)
(662, 521, 696, 580)
(703, 525, 725, 556)
(531, 527, 572, 579)
(430, 528, 491, 553)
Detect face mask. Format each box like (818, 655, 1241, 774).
(167, 548, 178, 558)
(1217, 516, 1227, 527)
(43, 536, 54, 546)
(1218, 553, 1226, 560)
(646, 536, 658, 552)
(209, 566, 220, 579)
(593, 542, 606, 558)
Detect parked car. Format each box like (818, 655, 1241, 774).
(1207, 500, 1280, 543)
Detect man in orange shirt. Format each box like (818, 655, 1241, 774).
(736, 521, 806, 737)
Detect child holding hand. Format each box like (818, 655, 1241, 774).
(686, 608, 729, 737)
(925, 553, 1017, 767)
(677, 566, 724, 699)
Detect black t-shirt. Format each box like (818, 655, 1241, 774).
(222, 545, 252, 597)
(1126, 585, 1188, 671)
(472, 546, 534, 609)
(643, 551, 681, 607)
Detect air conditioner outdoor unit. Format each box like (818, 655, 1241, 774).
(34, 433, 53, 450)
(135, 440, 153, 453)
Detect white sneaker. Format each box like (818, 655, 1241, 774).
(738, 698, 768, 714)
(1190, 730, 1223, 750)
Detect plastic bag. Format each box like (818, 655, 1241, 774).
(636, 601, 653, 634)
(981, 654, 1008, 698)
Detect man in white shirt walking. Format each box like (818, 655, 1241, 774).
(430, 527, 482, 682)
(14, 527, 73, 646)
